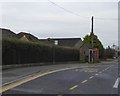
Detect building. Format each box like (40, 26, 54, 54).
(93, 48, 99, 62)
(40, 38, 99, 62)
(79, 44, 91, 62)
(1, 27, 99, 62)
(17, 32, 39, 42)
(1, 28, 16, 38)
(39, 38, 83, 48)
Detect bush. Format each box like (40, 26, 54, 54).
(2, 37, 80, 65)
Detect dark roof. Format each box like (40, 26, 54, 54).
(1, 28, 39, 42)
(80, 43, 92, 49)
(39, 38, 83, 48)
(17, 32, 39, 42)
(1, 28, 16, 37)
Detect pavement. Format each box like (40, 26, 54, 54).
(1, 61, 119, 94)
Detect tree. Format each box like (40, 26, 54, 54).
(83, 32, 104, 59)
(104, 46, 115, 59)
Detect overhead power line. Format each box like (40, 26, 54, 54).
(95, 17, 118, 21)
(48, 0, 117, 21)
(48, 0, 89, 19)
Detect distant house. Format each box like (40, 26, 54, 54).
(1, 28, 16, 38)
(1, 28, 40, 42)
(39, 38, 83, 48)
(18, 34, 29, 41)
(1, 28, 99, 62)
(40, 38, 99, 62)
(17, 32, 39, 42)
(40, 38, 89, 61)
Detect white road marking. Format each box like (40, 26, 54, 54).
(113, 78, 120, 88)
(1, 67, 83, 93)
(95, 74, 98, 75)
(89, 76, 94, 79)
(2, 73, 37, 86)
(2, 67, 80, 87)
(81, 80, 88, 83)
(70, 85, 78, 90)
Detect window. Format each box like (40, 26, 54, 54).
(54, 40, 58, 45)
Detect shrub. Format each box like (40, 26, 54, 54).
(2, 37, 80, 65)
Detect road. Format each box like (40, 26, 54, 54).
(1, 61, 119, 95)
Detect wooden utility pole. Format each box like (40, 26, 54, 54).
(91, 16, 94, 63)
(91, 16, 94, 49)
(89, 16, 94, 63)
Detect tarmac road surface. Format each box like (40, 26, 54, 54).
(1, 61, 119, 94)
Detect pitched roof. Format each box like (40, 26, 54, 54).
(17, 32, 39, 42)
(80, 43, 92, 49)
(19, 35, 29, 41)
(39, 38, 83, 48)
(1, 28, 16, 37)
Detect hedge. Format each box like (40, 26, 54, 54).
(2, 37, 80, 65)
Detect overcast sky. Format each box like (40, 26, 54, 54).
(1, 1, 118, 48)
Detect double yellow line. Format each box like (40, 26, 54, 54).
(0, 67, 78, 93)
